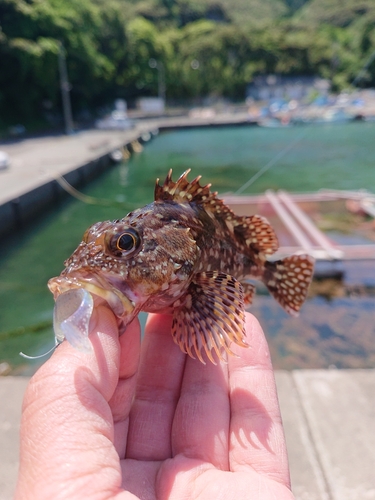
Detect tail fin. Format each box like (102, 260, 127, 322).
(263, 254, 315, 316)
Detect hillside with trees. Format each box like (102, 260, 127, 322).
(1, 0, 375, 129)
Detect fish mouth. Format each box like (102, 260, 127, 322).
(48, 273, 135, 319)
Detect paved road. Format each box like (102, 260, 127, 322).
(1, 370, 375, 500)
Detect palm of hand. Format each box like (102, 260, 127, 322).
(16, 309, 294, 500)
(110, 314, 293, 499)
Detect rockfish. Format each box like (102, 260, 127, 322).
(48, 170, 314, 363)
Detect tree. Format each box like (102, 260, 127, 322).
(123, 17, 172, 98)
(0, 0, 116, 126)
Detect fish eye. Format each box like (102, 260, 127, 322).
(111, 228, 141, 257)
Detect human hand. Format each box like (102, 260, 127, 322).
(15, 306, 294, 500)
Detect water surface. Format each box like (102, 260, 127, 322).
(1, 122, 374, 372)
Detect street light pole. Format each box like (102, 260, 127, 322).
(158, 61, 166, 102)
(58, 43, 74, 135)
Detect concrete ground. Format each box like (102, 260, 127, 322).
(1, 370, 375, 500)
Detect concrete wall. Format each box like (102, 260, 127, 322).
(0, 153, 114, 240)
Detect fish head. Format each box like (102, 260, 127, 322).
(48, 202, 199, 325)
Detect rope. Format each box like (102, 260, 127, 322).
(54, 175, 133, 210)
(234, 129, 308, 194)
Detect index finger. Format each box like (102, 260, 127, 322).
(228, 312, 290, 487)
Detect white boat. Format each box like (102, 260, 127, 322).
(95, 111, 134, 130)
(0, 151, 10, 170)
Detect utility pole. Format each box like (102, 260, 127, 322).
(149, 58, 166, 102)
(58, 43, 74, 135)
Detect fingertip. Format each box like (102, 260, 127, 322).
(90, 304, 118, 342)
(244, 311, 267, 345)
(230, 312, 272, 371)
(145, 313, 173, 336)
(244, 310, 262, 331)
(58, 304, 120, 370)
(142, 312, 183, 366)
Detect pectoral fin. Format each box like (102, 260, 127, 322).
(171, 271, 247, 364)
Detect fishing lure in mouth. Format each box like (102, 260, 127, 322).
(48, 169, 315, 363)
(53, 288, 94, 352)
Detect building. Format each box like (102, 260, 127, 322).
(247, 75, 330, 102)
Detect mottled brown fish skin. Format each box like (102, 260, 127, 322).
(48, 169, 315, 364)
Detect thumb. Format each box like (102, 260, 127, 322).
(15, 305, 140, 500)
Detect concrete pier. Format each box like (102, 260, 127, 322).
(0, 113, 253, 238)
(0, 128, 147, 239)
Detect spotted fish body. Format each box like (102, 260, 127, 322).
(48, 170, 314, 363)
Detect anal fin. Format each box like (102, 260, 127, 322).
(171, 271, 247, 364)
(241, 281, 256, 308)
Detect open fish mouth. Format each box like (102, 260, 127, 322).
(48, 274, 136, 352)
(48, 274, 135, 318)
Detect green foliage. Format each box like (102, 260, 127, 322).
(1, 0, 375, 128)
(122, 17, 172, 95)
(295, 0, 375, 27)
(0, 0, 117, 123)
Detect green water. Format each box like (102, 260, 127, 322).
(1, 122, 375, 372)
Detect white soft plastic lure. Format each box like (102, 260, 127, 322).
(53, 288, 94, 352)
(20, 288, 94, 360)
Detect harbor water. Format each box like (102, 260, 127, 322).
(1, 122, 375, 373)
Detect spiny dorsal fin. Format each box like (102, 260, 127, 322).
(155, 169, 246, 228)
(155, 169, 229, 212)
(155, 170, 279, 256)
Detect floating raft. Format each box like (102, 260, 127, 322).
(224, 189, 375, 278)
